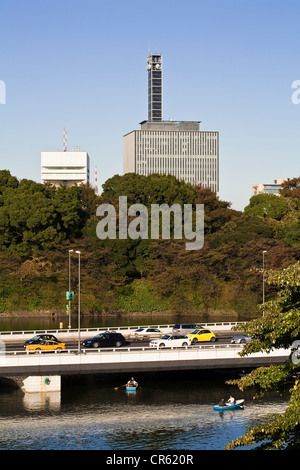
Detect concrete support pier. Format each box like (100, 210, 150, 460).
(21, 375, 61, 393)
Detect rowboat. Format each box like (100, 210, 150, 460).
(213, 399, 244, 411)
(126, 386, 137, 392)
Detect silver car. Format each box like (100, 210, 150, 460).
(231, 334, 252, 344)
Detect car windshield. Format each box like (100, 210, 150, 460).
(191, 329, 201, 334)
(31, 335, 42, 340)
(135, 328, 144, 332)
(161, 335, 171, 339)
(94, 334, 105, 339)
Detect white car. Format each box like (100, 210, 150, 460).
(133, 327, 162, 339)
(150, 334, 191, 348)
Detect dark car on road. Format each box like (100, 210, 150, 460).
(24, 334, 59, 348)
(82, 332, 127, 348)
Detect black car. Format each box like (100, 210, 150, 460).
(82, 332, 127, 348)
(24, 334, 59, 347)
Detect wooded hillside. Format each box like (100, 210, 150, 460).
(0, 170, 299, 317)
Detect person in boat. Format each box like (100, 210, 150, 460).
(127, 377, 138, 388)
(227, 395, 235, 405)
(218, 398, 226, 407)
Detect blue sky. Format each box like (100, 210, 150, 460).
(0, 0, 299, 211)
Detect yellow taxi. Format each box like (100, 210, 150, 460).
(187, 328, 217, 343)
(26, 340, 66, 352)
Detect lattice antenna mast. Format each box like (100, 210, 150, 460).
(95, 166, 98, 194)
(63, 128, 67, 151)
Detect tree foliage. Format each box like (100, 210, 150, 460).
(0, 171, 98, 257)
(0, 170, 299, 320)
(244, 193, 291, 220)
(225, 261, 300, 449)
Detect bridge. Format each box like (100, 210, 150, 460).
(0, 322, 291, 393)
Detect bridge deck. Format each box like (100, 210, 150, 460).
(0, 345, 290, 376)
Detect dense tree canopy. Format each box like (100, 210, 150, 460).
(225, 261, 300, 449)
(0, 169, 299, 320)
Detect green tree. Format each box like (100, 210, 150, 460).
(0, 175, 92, 257)
(101, 173, 196, 206)
(225, 261, 300, 449)
(244, 193, 291, 220)
(280, 177, 300, 200)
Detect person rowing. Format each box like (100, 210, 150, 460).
(127, 377, 138, 388)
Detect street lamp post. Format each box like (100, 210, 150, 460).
(68, 249, 73, 329)
(262, 250, 267, 316)
(75, 250, 81, 353)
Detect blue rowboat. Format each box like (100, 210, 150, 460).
(213, 399, 244, 411)
(126, 386, 137, 392)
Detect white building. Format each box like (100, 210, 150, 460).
(251, 178, 287, 197)
(41, 150, 90, 187)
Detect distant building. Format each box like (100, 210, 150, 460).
(124, 120, 219, 192)
(41, 150, 90, 187)
(123, 52, 219, 194)
(251, 178, 287, 197)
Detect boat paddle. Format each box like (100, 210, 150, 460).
(114, 384, 126, 390)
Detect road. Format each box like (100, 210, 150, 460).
(3, 331, 239, 352)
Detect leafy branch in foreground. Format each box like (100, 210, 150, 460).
(225, 378, 300, 449)
(225, 261, 300, 450)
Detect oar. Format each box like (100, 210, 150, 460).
(114, 384, 126, 390)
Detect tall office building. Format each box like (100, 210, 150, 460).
(123, 52, 219, 193)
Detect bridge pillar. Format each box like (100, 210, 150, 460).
(21, 375, 61, 393)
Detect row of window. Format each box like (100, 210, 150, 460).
(136, 132, 218, 157)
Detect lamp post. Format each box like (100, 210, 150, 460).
(68, 249, 73, 329)
(262, 250, 267, 317)
(75, 250, 81, 353)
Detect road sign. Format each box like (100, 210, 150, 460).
(66, 291, 74, 300)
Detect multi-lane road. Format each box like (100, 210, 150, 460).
(2, 330, 239, 353)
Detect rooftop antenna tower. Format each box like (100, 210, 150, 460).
(147, 51, 162, 121)
(63, 128, 67, 151)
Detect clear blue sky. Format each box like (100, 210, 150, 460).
(0, 0, 299, 211)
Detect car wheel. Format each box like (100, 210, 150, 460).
(56, 347, 62, 351)
(182, 342, 188, 347)
(192, 338, 198, 344)
(159, 343, 165, 348)
(115, 341, 122, 347)
(93, 342, 99, 348)
(210, 337, 216, 342)
(240, 339, 246, 344)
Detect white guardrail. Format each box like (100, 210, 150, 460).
(0, 344, 291, 366)
(0, 321, 244, 342)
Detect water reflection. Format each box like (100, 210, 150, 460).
(23, 392, 61, 412)
(0, 371, 290, 450)
(0, 312, 253, 332)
